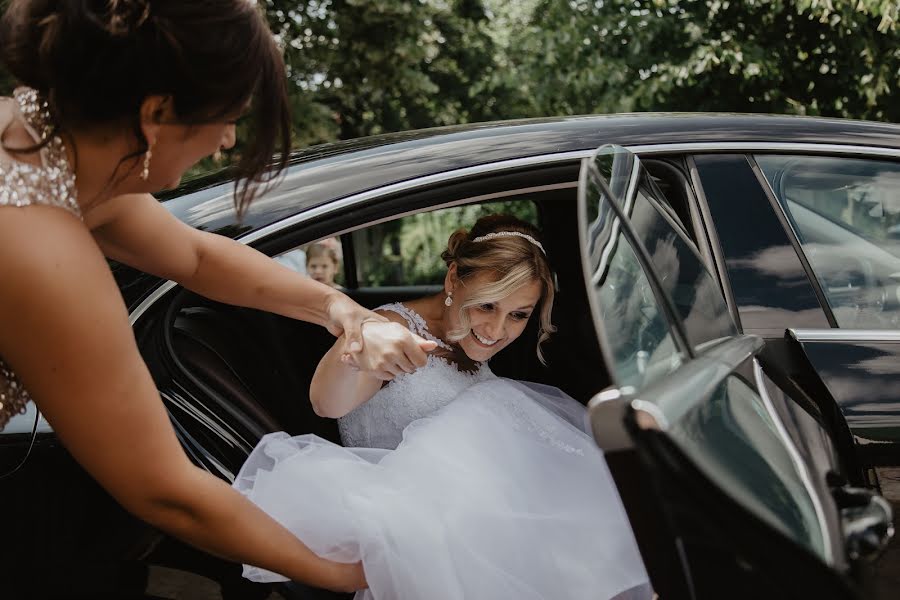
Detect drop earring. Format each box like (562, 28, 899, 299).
(140, 144, 154, 181)
(444, 292, 453, 307)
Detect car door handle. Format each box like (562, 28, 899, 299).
(833, 485, 895, 561)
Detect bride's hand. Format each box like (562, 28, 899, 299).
(342, 320, 437, 381)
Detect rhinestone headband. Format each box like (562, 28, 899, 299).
(471, 231, 546, 254)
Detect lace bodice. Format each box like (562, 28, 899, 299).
(338, 303, 495, 449)
(0, 88, 80, 431)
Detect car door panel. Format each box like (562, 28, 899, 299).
(788, 330, 900, 466)
(580, 145, 875, 598)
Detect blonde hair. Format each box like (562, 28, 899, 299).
(441, 215, 556, 364)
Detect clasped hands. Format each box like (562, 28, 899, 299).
(325, 296, 438, 380)
(340, 319, 437, 380)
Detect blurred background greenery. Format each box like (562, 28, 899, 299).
(1, 0, 898, 171)
(3, 0, 900, 283)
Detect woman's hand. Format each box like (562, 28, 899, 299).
(344, 320, 437, 381)
(325, 295, 437, 379)
(322, 560, 368, 593)
(323, 293, 388, 353)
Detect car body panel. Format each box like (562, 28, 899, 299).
(789, 330, 900, 465)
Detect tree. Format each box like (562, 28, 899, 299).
(265, 0, 507, 142)
(508, 0, 900, 121)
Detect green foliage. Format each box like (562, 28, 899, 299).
(508, 0, 900, 121)
(265, 0, 509, 142)
(354, 200, 539, 286)
(3, 0, 900, 180)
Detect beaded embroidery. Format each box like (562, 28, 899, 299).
(0, 87, 80, 430)
(0, 88, 80, 217)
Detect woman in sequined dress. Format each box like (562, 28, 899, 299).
(0, 0, 435, 592)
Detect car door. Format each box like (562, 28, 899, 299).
(0, 403, 46, 476)
(693, 153, 900, 477)
(578, 145, 891, 599)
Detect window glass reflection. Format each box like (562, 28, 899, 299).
(584, 166, 683, 389)
(671, 375, 827, 563)
(758, 155, 900, 329)
(628, 174, 737, 351)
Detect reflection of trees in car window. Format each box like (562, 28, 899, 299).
(596, 225, 682, 389)
(353, 200, 538, 287)
(758, 155, 900, 329)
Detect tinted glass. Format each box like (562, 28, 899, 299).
(758, 155, 900, 329)
(628, 172, 737, 351)
(671, 375, 828, 563)
(695, 155, 829, 333)
(582, 154, 684, 389)
(351, 200, 538, 287)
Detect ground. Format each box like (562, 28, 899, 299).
(871, 467, 900, 600)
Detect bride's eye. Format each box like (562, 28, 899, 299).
(510, 312, 530, 321)
(478, 303, 495, 312)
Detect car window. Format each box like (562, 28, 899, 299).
(350, 200, 538, 288)
(628, 171, 737, 351)
(695, 154, 830, 333)
(582, 157, 684, 390)
(757, 155, 900, 329)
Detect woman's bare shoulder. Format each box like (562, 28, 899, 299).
(0, 204, 106, 295)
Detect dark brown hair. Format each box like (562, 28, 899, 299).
(0, 0, 291, 215)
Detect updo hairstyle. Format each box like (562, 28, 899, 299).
(0, 0, 291, 215)
(441, 214, 556, 363)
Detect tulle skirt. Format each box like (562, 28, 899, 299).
(233, 379, 651, 600)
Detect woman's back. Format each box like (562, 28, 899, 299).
(0, 87, 81, 429)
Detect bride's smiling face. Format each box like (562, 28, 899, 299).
(447, 271, 543, 363)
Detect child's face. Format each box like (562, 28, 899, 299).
(308, 255, 338, 286)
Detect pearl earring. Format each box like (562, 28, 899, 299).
(444, 292, 453, 307)
(140, 145, 153, 181)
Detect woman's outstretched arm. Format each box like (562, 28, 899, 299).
(87, 193, 376, 342)
(0, 206, 364, 591)
(309, 311, 433, 418)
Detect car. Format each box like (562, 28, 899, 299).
(1, 113, 898, 599)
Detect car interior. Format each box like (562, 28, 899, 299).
(138, 156, 709, 598)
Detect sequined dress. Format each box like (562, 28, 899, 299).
(233, 303, 652, 599)
(0, 88, 80, 430)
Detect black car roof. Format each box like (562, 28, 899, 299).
(162, 113, 900, 237)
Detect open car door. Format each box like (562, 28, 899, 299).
(577, 145, 891, 599)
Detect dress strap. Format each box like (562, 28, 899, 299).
(376, 302, 453, 351)
(0, 88, 80, 219)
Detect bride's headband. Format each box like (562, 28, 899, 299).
(472, 231, 546, 254)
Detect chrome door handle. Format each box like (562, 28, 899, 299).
(834, 486, 895, 561)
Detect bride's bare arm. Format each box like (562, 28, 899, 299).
(0, 207, 363, 592)
(310, 312, 433, 418)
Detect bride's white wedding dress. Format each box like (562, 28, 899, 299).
(233, 303, 651, 599)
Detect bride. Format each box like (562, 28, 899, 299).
(233, 215, 652, 599)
